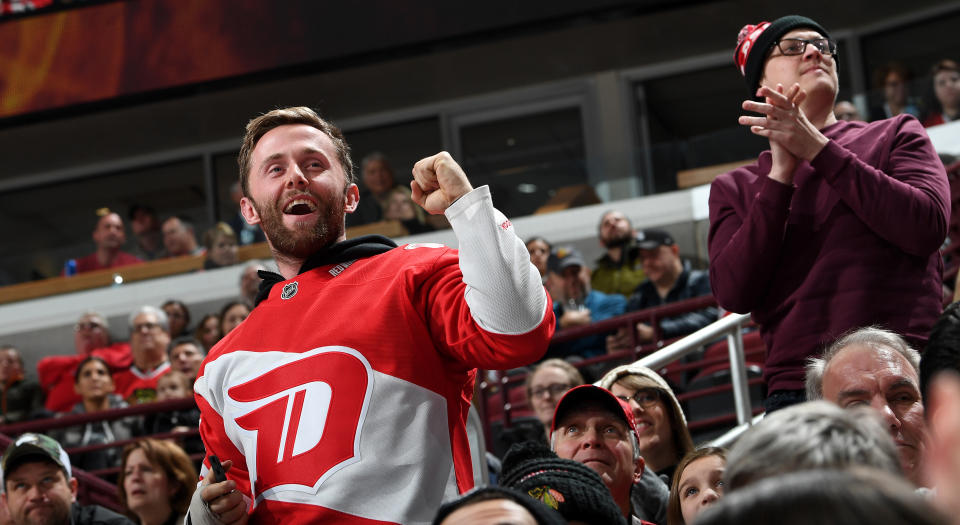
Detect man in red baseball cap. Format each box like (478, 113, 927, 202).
(550, 385, 649, 523)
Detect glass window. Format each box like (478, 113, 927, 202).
(637, 65, 767, 194)
(458, 107, 587, 218)
(0, 158, 206, 284)
(344, 117, 443, 188)
(860, 12, 960, 122)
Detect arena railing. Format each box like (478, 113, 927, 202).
(476, 296, 762, 449)
(0, 398, 199, 510)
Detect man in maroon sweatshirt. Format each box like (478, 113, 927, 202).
(709, 15, 949, 412)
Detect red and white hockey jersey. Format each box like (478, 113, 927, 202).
(195, 187, 554, 524)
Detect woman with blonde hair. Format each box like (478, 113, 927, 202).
(597, 363, 694, 480)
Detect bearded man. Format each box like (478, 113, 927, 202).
(591, 210, 646, 297)
(189, 107, 554, 525)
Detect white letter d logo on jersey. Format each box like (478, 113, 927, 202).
(230, 348, 371, 499)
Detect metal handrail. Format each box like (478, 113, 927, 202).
(636, 312, 755, 426)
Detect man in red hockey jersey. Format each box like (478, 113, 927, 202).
(190, 107, 555, 524)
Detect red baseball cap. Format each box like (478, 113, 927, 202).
(550, 385, 640, 438)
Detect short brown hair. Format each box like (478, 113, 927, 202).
(932, 59, 960, 77)
(117, 438, 198, 520)
(237, 106, 355, 197)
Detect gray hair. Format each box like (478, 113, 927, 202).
(76, 310, 108, 328)
(806, 326, 920, 400)
(723, 401, 902, 490)
(128, 305, 169, 333)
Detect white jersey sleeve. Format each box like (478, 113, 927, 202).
(444, 185, 548, 335)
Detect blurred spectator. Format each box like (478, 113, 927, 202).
(226, 182, 266, 246)
(113, 306, 171, 404)
(55, 356, 134, 472)
(696, 468, 947, 525)
(142, 371, 202, 455)
(525, 237, 551, 284)
(239, 262, 265, 305)
(219, 300, 251, 336)
(924, 59, 960, 127)
(347, 152, 400, 226)
(192, 314, 221, 353)
(37, 311, 132, 413)
(202, 223, 239, 270)
(155, 370, 192, 401)
(549, 385, 649, 523)
(723, 401, 901, 490)
(608, 230, 716, 350)
(69, 208, 143, 275)
(525, 236, 561, 302)
(128, 204, 167, 260)
(500, 441, 630, 525)
(0, 344, 44, 424)
(597, 364, 694, 481)
(160, 300, 190, 339)
(168, 336, 205, 381)
(524, 359, 584, 440)
(549, 247, 626, 359)
(1, 433, 134, 525)
(432, 486, 566, 525)
(161, 216, 202, 257)
(834, 99, 862, 121)
(118, 439, 197, 525)
(383, 186, 432, 234)
(806, 327, 927, 486)
(592, 210, 646, 297)
(870, 62, 921, 120)
(667, 447, 727, 525)
(714, 16, 949, 413)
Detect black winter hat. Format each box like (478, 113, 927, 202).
(734, 15, 833, 97)
(500, 441, 628, 525)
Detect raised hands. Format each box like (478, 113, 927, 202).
(739, 83, 830, 184)
(411, 152, 475, 214)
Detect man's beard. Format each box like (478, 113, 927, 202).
(18, 501, 70, 525)
(253, 191, 345, 259)
(601, 230, 632, 249)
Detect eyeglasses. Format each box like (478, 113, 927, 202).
(530, 383, 571, 399)
(132, 322, 162, 333)
(74, 321, 105, 332)
(616, 388, 662, 408)
(773, 38, 837, 57)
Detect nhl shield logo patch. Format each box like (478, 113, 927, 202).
(281, 282, 299, 300)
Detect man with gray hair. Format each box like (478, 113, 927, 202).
(805, 327, 927, 485)
(113, 305, 172, 404)
(724, 400, 902, 490)
(37, 311, 133, 413)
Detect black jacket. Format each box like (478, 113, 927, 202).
(70, 503, 135, 525)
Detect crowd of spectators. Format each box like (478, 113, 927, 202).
(834, 58, 960, 128)
(0, 282, 259, 482)
(2, 14, 960, 525)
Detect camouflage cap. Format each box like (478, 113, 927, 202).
(1, 433, 72, 490)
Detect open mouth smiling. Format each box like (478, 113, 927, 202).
(283, 198, 318, 215)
